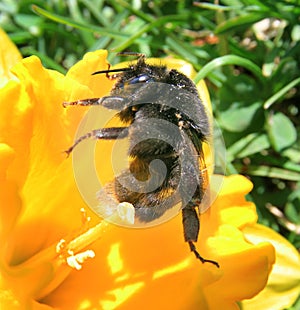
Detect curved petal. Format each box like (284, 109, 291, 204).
(0, 49, 112, 307)
(0, 28, 22, 87)
(242, 224, 300, 310)
(0, 144, 21, 239)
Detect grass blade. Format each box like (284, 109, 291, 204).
(264, 77, 300, 109)
(194, 55, 264, 83)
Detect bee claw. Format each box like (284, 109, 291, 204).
(188, 241, 219, 268)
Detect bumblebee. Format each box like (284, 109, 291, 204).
(64, 55, 219, 268)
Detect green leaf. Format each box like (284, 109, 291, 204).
(219, 102, 262, 132)
(31, 5, 129, 39)
(234, 164, 300, 181)
(267, 112, 297, 152)
(291, 25, 300, 42)
(227, 133, 270, 161)
(112, 14, 189, 52)
(194, 2, 241, 11)
(282, 148, 300, 164)
(14, 14, 42, 30)
(215, 12, 268, 34)
(253, 154, 300, 173)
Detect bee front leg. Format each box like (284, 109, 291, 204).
(182, 206, 219, 268)
(63, 96, 125, 109)
(65, 127, 129, 156)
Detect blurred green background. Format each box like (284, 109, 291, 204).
(1, 1, 299, 305)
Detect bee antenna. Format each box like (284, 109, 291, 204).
(93, 53, 146, 78)
(92, 67, 130, 75)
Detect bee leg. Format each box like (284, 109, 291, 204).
(182, 207, 219, 268)
(62, 96, 125, 108)
(65, 127, 129, 156)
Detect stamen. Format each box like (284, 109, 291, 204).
(66, 250, 96, 270)
(80, 207, 91, 225)
(117, 202, 135, 225)
(56, 239, 66, 254)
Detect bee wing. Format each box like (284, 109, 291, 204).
(198, 152, 212, 214)
(198, 160, 224, 214)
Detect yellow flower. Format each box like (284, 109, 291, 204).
(0, 28, 22, 87)
(241, 224, 300, 310)
(0, 28, 297, 309)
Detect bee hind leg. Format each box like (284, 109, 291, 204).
(182, 207, 219, 268)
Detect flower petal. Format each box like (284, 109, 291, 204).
(65, 49, 114, 101)
(0, 28, 22, 87)
(0, 144, 22, 239)
(242, 224, 300, 310)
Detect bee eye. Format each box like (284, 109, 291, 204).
(128, 74, 152, 85)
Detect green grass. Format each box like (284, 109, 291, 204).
(1, 0, 299, 305)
